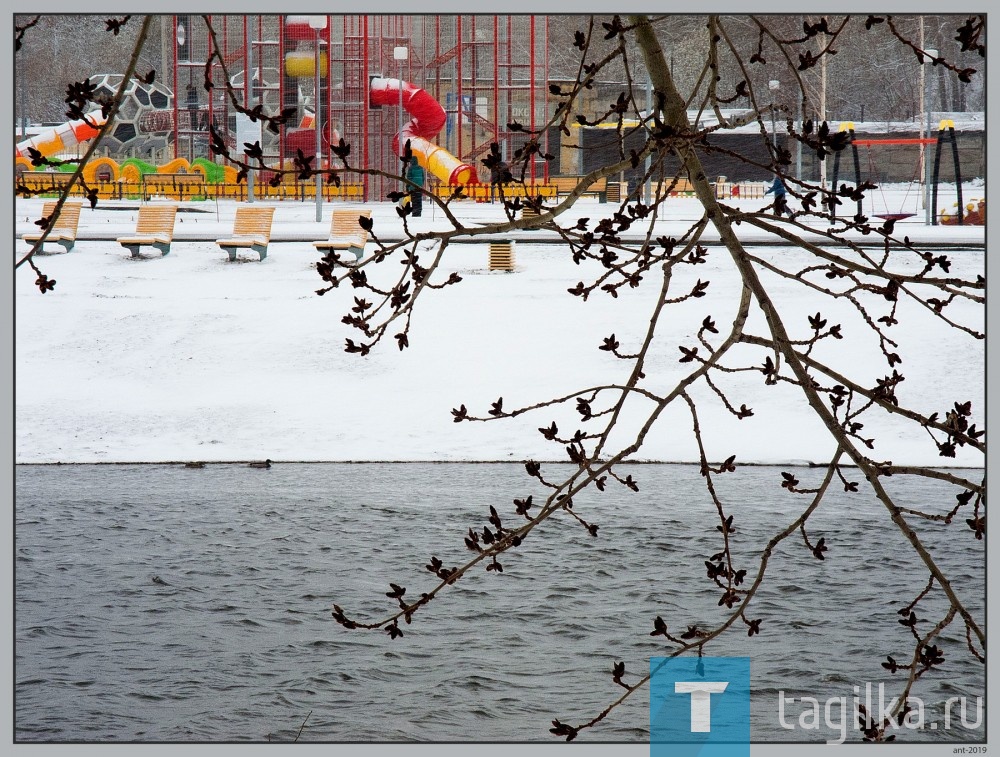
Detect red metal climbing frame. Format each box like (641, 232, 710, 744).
(171, 14, 548, 201)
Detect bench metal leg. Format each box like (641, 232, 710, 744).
(154, 243, 170, 257)
(255, 245, 267, 261)
(58, 240, 74, 253)
(123, 244, 140, 258)
(223, 247, 237, 262)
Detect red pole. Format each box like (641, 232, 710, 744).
(456, 15, 463, 168)
(278, 16, 285, 169)
(363, 15, 370, 201)
(542, 15, 549, 181)
(493, 16, 499, 146)
(243, 16, 249, 106)
(434, 17, 440, 104)
(470, 15, 477, 166)
(529, 15, 536, 181)
(507, 15, 513, 147)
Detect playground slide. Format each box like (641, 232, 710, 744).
(16, 109, 108, 159)
(369, 77, 478, 186)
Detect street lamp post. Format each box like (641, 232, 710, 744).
(768, 79, 780, 150)
(923, 48, 938, 226)
(176, 21, 186, 163)
(393, 46, 409, 190)
(245, 20, 254, 203)
(308, 16, 327, 223)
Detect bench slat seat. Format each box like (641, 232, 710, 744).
(313, 209, 371, 262)
(215, 236, 269, 247)
(22, 201, 83, 252)
(216, 206, 275, 261)
(116, 205, 177, 258)
(116, 234, 174, 245)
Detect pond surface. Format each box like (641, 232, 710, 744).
(15, 463, 985, 743)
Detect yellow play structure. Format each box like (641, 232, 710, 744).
(15, 155, 367, 202)
(940, 197, 986, 226)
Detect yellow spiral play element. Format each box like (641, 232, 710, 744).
(82, 156, 120, 184)
(120, 162, 143, 184)
(940, 198, 986, 226)
(411, 137, 476, 186)
(157, 157, 192, 174)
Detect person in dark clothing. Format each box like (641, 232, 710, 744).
(763, 176, 792, 217)
(405, 157, 425, 217)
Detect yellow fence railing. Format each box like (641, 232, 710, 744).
(14, 174, 367, 203)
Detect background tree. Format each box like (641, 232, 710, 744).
(14, 15, 159, 127)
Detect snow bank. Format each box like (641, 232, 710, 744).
(15, 194, 984, 467)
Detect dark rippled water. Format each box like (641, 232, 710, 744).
(15, 463, 984, 743)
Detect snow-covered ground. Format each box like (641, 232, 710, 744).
(14, 188, 984, 466)
(693, 109, 985, 137)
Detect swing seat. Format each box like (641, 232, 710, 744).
(875, 212, 915, 221)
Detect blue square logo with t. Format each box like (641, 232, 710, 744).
(650, 657, 750, 757)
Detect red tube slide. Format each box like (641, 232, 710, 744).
(16, 109, 107, 159)
(369, 77, 478, 186)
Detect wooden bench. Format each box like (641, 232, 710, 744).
(488, 241, 515, 272)
(117, 205, 178, 258)
(551, 176, 608, 203)
(141, 172, 206, 200)
(605, 181, 625, 204)
(216, 205, 276, 261)
(313, 209, 371, 263)
(22, 200, 83, 253)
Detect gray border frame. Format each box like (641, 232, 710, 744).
(7, 2, 992, 756)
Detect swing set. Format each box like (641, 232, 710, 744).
(831, 120, 971, 225)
